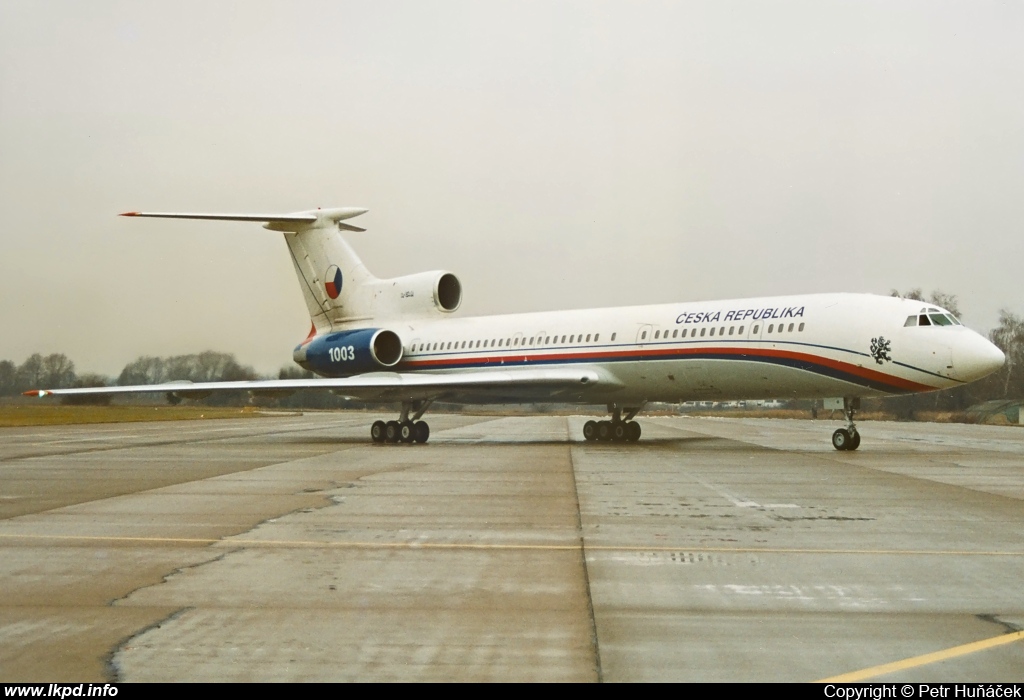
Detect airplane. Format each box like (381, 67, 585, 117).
(25, 207, 1006, 450)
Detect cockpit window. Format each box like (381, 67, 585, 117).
(908, 311, 962, 328)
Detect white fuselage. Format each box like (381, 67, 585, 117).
(328, 292, 1003, 405)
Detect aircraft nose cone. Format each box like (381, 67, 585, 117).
(956, 335, 1005, 381)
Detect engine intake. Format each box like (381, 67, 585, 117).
(435, 272, 462, 312)
(298, 328, 404, 377)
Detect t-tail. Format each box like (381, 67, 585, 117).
(120, 208, 464, 374)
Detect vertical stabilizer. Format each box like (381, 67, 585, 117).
(281, 219, 379, 331)
(119, 207, 378, 333)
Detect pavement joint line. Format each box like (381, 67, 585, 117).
(815, 630, 1024, 683)
(0, 533, 1022, 556)
(566, 422, 603, 682)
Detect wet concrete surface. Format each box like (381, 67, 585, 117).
(0, 414, 1020, 681)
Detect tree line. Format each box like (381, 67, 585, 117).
(0, 351, 347, 408)
(2, 293, 1022, 414)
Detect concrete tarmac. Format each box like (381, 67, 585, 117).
(0, 414, 1021, 681)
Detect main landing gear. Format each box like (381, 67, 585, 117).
(583, 404, 643, 443)
(371, 400, 432, 445)
(831, 397, 861, 451)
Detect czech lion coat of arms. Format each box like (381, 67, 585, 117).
(870, 336, 892, 364)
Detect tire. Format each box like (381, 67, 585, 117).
(626, 421, 641, 442)
(385, 420, 401, 443)
(414, 421, 430, 443)
(849, 431, 861, 451)
(583, 420, 598, 441)
(832, 428, 850, 451)
(400, 421, 415, 443)
(612, 422, 627, 441)
(371, 420, 387, 443)
(597, 421, 612, 441)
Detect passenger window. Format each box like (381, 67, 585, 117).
(586, 334, 591, 342)
(681, 329, 687, 338)
(753, 325, 759, 334)
(768, 324, 774, 333)
(798, 323, 804, 331)
(709, 327, 715, 336)
(700, 328, 706, 337)
(609, 333, 614, 341)
(788, 323, 794, 332)
(561, 335, 566, 343)
(720, 326, 725, 335)
(654, 331, 660, 339)
(729, 326, 734, 336)
(642, 331, 647, 340)
(595, 334, 601, 341)
(672, 329, 678, 338)
(738, 326, 744, 334)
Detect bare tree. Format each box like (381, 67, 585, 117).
(41, 353, 76, 389)
(890, 289, 960, 316)
(0, 360, 16, 396)
(990, 309, 1024, 398)
(16, 354, 45, 392)
(891, 288, 925, 301)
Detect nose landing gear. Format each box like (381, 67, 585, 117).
(583, 404, 643, 443)
(371, 400, 432, 445)
(831, 397, 861, 451)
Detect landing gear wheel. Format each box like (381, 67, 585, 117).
(597, 421, 612, 441)
(385, 420, 401, 443)
(832, 428, 851, 451)
(583, 420, 598, 441)
(400, 421, 415, 443)
(612, 422, 627, 442)
(626, 421, 641, 442)
(849, 431, 861, 451)
(371, 420, 387, 444)
(413, 421, 430, 444)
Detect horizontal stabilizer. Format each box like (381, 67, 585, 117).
(120, 212, 316, 223)
(119, 208, 368, 231)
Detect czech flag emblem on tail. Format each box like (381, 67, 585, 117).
(325, 265, 342, 299)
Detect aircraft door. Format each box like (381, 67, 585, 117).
(637, 325, 653, 346)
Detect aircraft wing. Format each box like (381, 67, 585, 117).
(24, 367, 618, 404)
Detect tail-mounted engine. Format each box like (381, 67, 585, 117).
(296, 328, 404, 377)
(372, 271, 462, 317)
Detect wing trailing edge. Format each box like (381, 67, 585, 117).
(24, 367, 616, 403)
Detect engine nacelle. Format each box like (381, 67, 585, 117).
(297, 328, 404, 377)
(371, 270, 462, 317)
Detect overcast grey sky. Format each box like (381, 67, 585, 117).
(2, 1, 1022, 376)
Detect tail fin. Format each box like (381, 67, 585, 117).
(121, 208, 378, 331)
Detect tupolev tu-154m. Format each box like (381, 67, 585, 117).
(25, 207, 1005, 450)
